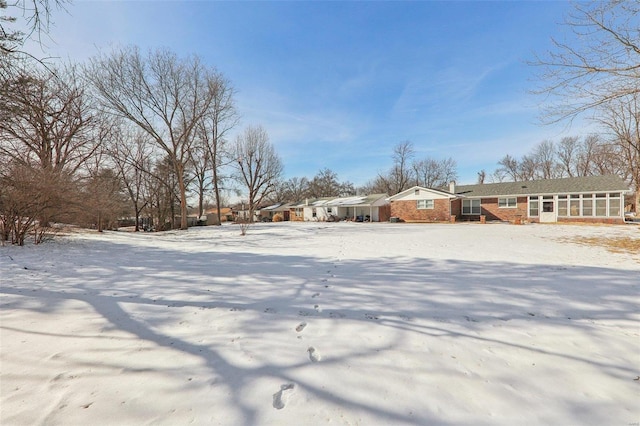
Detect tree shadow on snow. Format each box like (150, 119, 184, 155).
(1, 233, 638, 425)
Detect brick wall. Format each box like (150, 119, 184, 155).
(390, 199, 451, 222)
(378, 205, 391, 222)
(556, 217, 625, 224)
(479, 197, 528, 222)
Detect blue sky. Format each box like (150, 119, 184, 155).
(23, 1, 587, 187)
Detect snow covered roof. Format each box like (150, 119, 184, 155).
(286, 194, 389, 208)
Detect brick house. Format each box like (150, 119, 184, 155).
(388, 187, 457, 222)
(389, 175, 630, 224)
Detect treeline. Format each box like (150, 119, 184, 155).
(271, 141, 458, 202)
(482, 135, 634, 184)
(0, 48, 286, 244)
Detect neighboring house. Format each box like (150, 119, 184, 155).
(230, 203, 252, 221)
(291, 194, 391, 222)
(389, 175, 630, 224)
(258, 203, 295, 221)
(204, 207, 233, 224)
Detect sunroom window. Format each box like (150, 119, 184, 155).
(557, 195, 568, 216)
(609, 194, 621, 216)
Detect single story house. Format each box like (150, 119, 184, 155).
(291, 194, 391, 222)
(204, 207, 233, 224)
(389, 175, 630, 224)
(257, 202, 296, 221)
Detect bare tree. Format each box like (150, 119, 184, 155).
(534, 1, 639, 122)
(1, 62, 98, 177)
(533, 140, 560, 179)
(87, 46, 221, 230)
(0, 161, 74, 245)
(106, 124, 154, 231)
(80, 167, 127, 232)
(477, 169, 486, 184)
(194, 72, 237, 225)
(497, 154, 521, 181)
(0, 61, 99, 237)
(518, 155, 538, 181)
(146, 155, 180, 231)
(389, 140, 415, 194)
(275, 176, 310, 202)
(233, 125, 283, 231)
(307, 168, 355, 198)
(1, 0, 68, 55)
(533, 1, 639, 210)
(557, 136, 580, 177)
(597, 93, 640, 210)
(412, 157, 458, 188)
(576, 134, 601, 177)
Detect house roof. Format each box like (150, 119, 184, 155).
(290, 194, 389, 208)
(260, 202, 296, 212)
(205, 207, 232, 215)
(454, 175, 630, 198)
(326, 193, 388, 207)
(387, 186, 457, 201)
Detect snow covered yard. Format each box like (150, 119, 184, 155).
(1, 222, 639, 425)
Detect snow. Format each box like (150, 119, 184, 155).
(1, 222, 639, 425)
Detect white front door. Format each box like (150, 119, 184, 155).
(540, 200, 557, 223)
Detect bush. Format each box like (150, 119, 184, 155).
(272, 213, 284, 222)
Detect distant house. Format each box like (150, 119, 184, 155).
(389, 175, 630, 224)
(291, 194, 391, 222)
(204, 207, 233, 224)
(258, 202, 296, 221)
(230, 203, 252, 222)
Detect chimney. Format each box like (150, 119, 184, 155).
(449, 181, 456, 194)
(305, 198, 309, 206)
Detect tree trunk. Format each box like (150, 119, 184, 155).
(134, 203, 140, 232)
(212, 165, 222, 226)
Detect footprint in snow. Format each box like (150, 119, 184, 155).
(272, 383, 295, 410)
(314, 304, 322, 313)
(311, 293, 320, 298)
(308, 347, 321, 362)
(295, 322, 307, 332)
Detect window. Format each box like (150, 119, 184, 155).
(609, 196, 621, 216)
(327, 207, 333, 214)
(557, 195, 567, 216)
(498, 197, 517, 208)
(417, 199, 434, 209)
(595, 193, 607, 216)
(462, 199, 480, 215)
(414, 189, 420, 196)
(570, 194, 580, 216)
(582, 197, 593, 216)
(529, 196, 539, 217)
